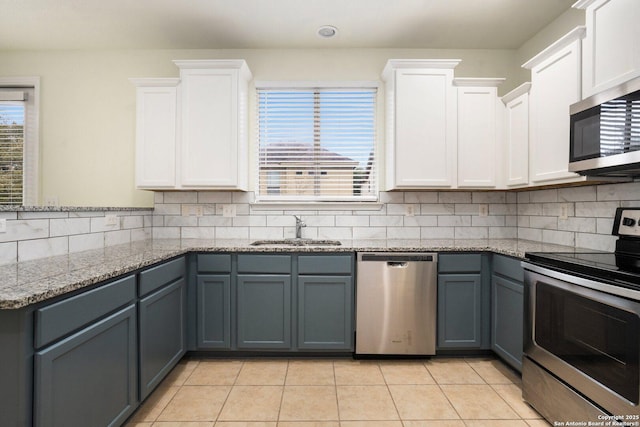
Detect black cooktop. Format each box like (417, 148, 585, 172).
(525, 251, 640, 289)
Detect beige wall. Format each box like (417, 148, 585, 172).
(0, 48, 518, 207)
(0, 4, 586, 209)
(513, 8, 586, 90)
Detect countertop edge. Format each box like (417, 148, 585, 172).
(0, 238, 573, 310)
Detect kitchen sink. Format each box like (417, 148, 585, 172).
(249, 238, 342, 246)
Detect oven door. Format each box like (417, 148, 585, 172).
(524, 267, 640, 415)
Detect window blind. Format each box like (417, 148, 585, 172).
(0, 96, 25, 205)
(257, 87, 377, 202)
(600, 98, 640, 156)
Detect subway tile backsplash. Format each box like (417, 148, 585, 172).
(151, 181, 640, 253)
(0, 209, 153, 265)
(2, 180, 640, 265)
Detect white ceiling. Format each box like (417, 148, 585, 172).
(0, 0, 576, 50)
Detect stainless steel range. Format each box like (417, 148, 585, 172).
(522, 207, 640, 423)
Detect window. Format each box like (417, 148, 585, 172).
(0, 78, 39, 206)
(257, 85, 377, 202)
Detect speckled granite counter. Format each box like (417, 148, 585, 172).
(0, 238, 580, 309)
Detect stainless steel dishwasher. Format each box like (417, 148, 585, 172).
(356, 252, 437, 355)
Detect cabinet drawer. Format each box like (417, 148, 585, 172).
(197, 254, 231, 273)
(139, 257, 185, 297)
(237, 254, 291, 274)
(35, 275, 136, 349)
(298, 255, 353, 275)
(492, 254, 524, 282)
(438, 254, 482, 273)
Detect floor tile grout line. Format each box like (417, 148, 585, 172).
(151, 359, 201, 423)
(428, 358, 470, 423)
(467, 359, 529, 422)
(381, 360, 406, 423)
(332, 360, 341, 422)
(213, 359, 244, 424)
(488, 382, 543, 422)
(275, 358, 289, 422)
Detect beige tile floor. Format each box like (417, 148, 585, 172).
(125, 357, 551, 427)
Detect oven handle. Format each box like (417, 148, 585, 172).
(522, 261, 640, 302)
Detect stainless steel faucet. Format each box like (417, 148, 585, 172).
(293, 215, 306, 239)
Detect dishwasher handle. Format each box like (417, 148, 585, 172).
(387, 261, 409, 268)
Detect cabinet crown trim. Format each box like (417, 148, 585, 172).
(382, 59, 461, 78)
(453, 77, 505, 87)
(501, 82, 532, 104)
(172, 59, 252, 80)
(522, 26, 586, 70)
(129, 78, 180, 87)
(173, 59, 248, 69)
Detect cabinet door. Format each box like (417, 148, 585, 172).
(383, 61, 458, 189)
(492, 275, 524, 372)
(176, 60, 251, 189)
(298, 276, 353, 350)
(526, 29, 584, 184)
(139, 278, 186, 400)
(502, 84, 531, 187)
(196, 274, 232, 349)
(437, 274, 482, 348)
(456, 83, 500, 188)
(34, 305, 137, 427)
(237, 275, 291, 349)
(131, 79, 179, 189)
(579, 0, 640, 97)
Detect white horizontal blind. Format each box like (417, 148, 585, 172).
(600, 98, 640, 156)
(257, 87, 377, 201)
(0, 94, 25, 205)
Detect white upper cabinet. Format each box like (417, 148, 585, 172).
(575, 0, 640, 98)
(501, 83, 531, 188)
(131, 78, 179, 189)
(174, 60, 252, 190)
(382, 60, 460, 190)
(454, 78, 505, 188)
(523, 27, 587, 185)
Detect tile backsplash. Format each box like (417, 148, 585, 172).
(2, 180, 639, 265)
(152, 181, 640, 253)
(151, 190, 519, 242)
(0, 208, 153, 265)
(516, 182, 640, 252)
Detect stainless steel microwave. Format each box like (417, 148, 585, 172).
(569, 76, 640, 177)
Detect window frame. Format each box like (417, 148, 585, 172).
(254, 81, 380, 204)
(0, 77, 40, 206)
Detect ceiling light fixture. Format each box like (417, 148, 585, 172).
(317, 25, 338, 39)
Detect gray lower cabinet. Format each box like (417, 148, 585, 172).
(195, 252, 354, 352)
(195, 254, 233, 350)
(237, 274, 292, 349)
(491, 254, 525, 372)
(437, 253, 490, 350)
(138, 278, 186, 400)
(298, 275, 353, 350)
(437, 273, 483, 348)
(31, 257, 188, 427)
(196, 275, 232, 349)
(138, 257, 187, 400)
(34, 304, 138, 427)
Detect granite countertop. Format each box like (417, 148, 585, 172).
(0, 238, 579, 310)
